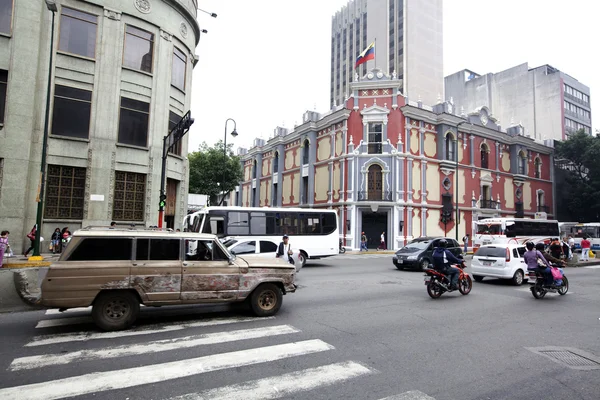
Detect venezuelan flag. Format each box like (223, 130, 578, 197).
(355, 42, 375, 68)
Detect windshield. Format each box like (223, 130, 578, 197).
(404, 241, 431, 250)
(476, 223, 503, 235)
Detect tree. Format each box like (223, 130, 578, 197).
(188, 140, 243, 205)
(554, 130, 600, 222)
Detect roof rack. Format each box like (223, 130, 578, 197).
(79, 226, 175, 232)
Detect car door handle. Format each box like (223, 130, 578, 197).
(183, 262, 188, 266)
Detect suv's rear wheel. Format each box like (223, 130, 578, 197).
(92, 291, 139, 331)
(249, 283, 283, 317)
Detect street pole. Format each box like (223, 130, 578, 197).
(32, 3, 57, 259)
(158, 136, 168, 228)
(219, 118, 237, 206)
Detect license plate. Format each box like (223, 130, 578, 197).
(398, 259, 403, 264)
(423, 276, 430, 282)
(483, 261, 493, 266)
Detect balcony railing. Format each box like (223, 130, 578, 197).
(480, 199, 499, 209)
(537, 205, 549, 213)
(564, 92, 590, 107)
(358, 191, 393, 202)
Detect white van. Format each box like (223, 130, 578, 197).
(224, 236, 302, 272)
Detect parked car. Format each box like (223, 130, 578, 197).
(393, 237, 462, 271)
(471, 244, 527, 285)
(41, 228, 297, 331)
(224, 236, 302, 272)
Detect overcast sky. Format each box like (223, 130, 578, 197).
(188, 0, 599, 153)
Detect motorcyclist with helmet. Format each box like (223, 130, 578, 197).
(432, 238, 463, 291)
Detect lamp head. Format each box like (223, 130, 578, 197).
(231, 129, 238, 138)
(45, 0, 58, 12)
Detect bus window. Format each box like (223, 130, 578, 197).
(202, 216, 224, 236)
(251, 212, 267, 235)
(322, 213, 337, 235)
(278, 213, 298, 235)
(477, 224, 501, 235)
(299, 213, 321, 235)
(227, 211, 249, 235)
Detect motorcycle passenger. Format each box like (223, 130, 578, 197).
(535, 243, 565, 267)
(523, 242, 553, 285)
(432, 239, 463, 291)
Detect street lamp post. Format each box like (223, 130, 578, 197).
(220, 119, 238, 206)
(455, 120, 471, 242)
(31, 0, 58, 259)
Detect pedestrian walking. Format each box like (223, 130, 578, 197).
(562, 237, 572, 260)
(0, 230, 10, 267)
(462, 234, 470, 254)
(23, 225, 36, 257)
(377, 231, 386, 251)
(51, 228, 61, 254)
(276, 234, 295, 265)
(360, 232, 368, 252)
(60, 227, 72, 252)
(581, 236, 591, 262)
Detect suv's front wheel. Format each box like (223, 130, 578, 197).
(249, 283, 283, 317)
(92, 291, 140, 331)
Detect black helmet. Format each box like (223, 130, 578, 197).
(438, 238, 447, 247)
(535, 243, 545, 251)
(526, 242, 534, 250)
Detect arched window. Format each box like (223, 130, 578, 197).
(302, 139, 310, 165)
(367, 164, 383, 200)
(517, 151, 527, 175)
(534, 157, 541, 179)
(273, 152, 279, 173)
(445, 133, 455, 161)
(480, 143, 489, 169)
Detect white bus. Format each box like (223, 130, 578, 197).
(561, 222, 600, 251)
(184, 206, 339, 267)
(473, 218, 560, 249)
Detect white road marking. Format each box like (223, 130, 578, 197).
(583, 265, 600, 269)
(378, 391, 436, 400)
(12, 325, 300, 370)
(35, 316, 93, 329)
(44, 307, 91, 315)
(168, 361, 374, 400)
(0, 339, 333, 400)
(27, 316, 274, 347)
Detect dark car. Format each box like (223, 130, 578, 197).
(393, 237, 463, 270)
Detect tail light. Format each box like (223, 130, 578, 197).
(506, 247, 511, 262)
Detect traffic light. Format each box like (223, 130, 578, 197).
(159, 193, 167, 209)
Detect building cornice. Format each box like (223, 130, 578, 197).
(165, 0, 201, 45)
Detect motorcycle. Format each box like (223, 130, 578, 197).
(424, 261, 472, 298)
(339, 239, 346, 254)
(528, 266, 568, 299)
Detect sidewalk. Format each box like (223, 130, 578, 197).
(2, 253, 59, 269)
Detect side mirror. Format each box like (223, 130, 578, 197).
(230, 250, 236, 255)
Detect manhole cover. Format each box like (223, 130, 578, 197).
(526, 347, 600, 370)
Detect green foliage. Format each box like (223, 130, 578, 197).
(555, 130, 600, 221)
(188, 141, 243, 204)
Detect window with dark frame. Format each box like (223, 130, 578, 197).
(118, 97, 150, 147)
(534, 157, 542, 179)
(68, 238, 132, 261)
(273, 152, 279, 173)
(0, 0, 13, 35)
(172, 47, 187, 91)
(302, 140, 310, 165)
(481, 144, 489, 169)
(0, 69, 7, 124)
(123, 25, 154, 73)
(367, 122, 383, 154)
(113, 171, 146, 221)
(136, 238, 180, 260)
(44, 165, 86, 219)
(446, 134, 455, 161)
(58, 7, 97, 58)
(518, 152, 527, 175)
(168, 110, 182, 156)
(51, 85, 92, 139)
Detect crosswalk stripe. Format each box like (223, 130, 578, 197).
(0, 339, 334, 400)
(378, 391, 436, 400)
(12, 325, 300, 371)
(27, 316, 274, 347)
(168, 361, 374, 400)
(35, 316, 93, 329)
(45, 307, 91, 315)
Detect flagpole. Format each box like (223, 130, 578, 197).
(374, 38, 376, 70)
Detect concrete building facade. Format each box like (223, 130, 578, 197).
(445, 63, 592, 142)
(233, 69, 555, 250)
(0, 0, 200, 253)
(330, 0, 443, 109)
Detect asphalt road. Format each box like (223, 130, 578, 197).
(0, 255, 599, 400)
